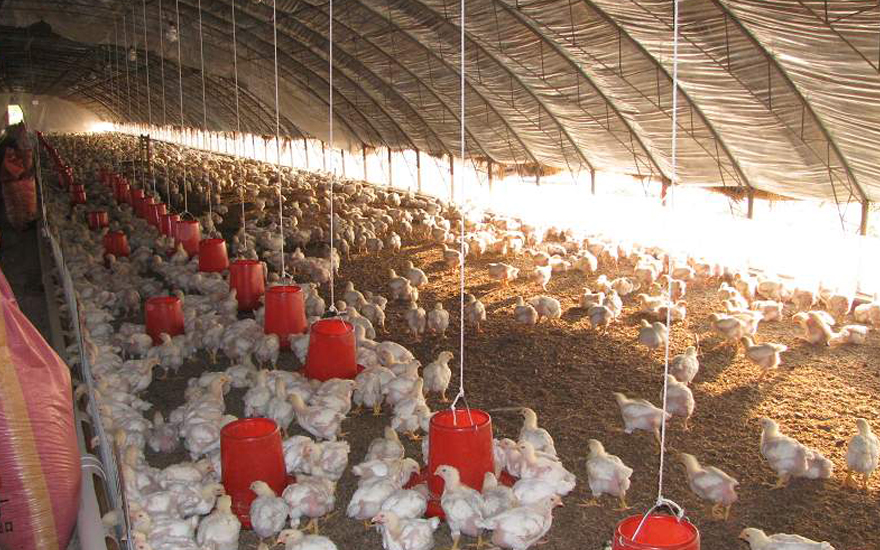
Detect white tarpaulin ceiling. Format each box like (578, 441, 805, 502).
(2, 0, 880, 203)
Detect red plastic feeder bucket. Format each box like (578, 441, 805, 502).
(221, 418, 288, 529)
(199, 238, 230, 273)
(160, 213, 180, 237)
(304, 318, 358, 381)
(614, 512, 700, 550)
(229, 259, 265, 312)
(144, 296, 185, 345)
(175, 219, 201, 257)
(264, 285, 307, 348)
(114, 181, 131, 204)
(70, 184, 87, 205)
(87, 210, 109, 230)
(423, 409, 494, 518)
(139, 197, 156, 219)
(103, 231, 130, 258)
(146, 202, 166, 228)
(130, 188, 145, 213)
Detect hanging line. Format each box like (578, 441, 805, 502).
(656, 0, 681, 508)
(271, 0, 286, 277)
(158, 0, 171, 205)
(449, 0, 472, 427)
(174, 0, 189, 215)
(230, 0, 245, 239)
(197, 0, 212, 219)
(131, 5, 143, 189)
(123, 13, 133, 181)
(327, 0, 336, 308)
(113, 21, 120, 172)
(142, 0, 155, 194)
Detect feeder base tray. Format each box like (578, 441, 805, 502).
(405, 468, 516, 518)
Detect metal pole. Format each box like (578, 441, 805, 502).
(322, 141, 327, 171)
(747, 189, 755, 219)
(363, 146, 368, 182)
(387, 147, 393, 187)
(590, 169, 596, 195)
(860, 200, 870, 236)
(487, 160, 494, 193)
(341, 148, 347, 178)
(449, 154, 454, 203)
(303, 137, 309, 169)
(416, 148, 422, 193)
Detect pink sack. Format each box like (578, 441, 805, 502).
(0, 274, 80, 550)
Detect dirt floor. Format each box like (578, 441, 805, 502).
(134, 206, 880, 550)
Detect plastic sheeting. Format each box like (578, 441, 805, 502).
(0, 265, 80, 550)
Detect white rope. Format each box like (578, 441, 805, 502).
(449, 0, 470, 426)
(327, 0, 336, 308)
(174, 0, 189, 215)
(142, 0, 154, 194)
(656, 0, 681, 506)
(158, 0, 171, 204)
(131, 6, 143, 189)
(197, 0, 211, 218)
(123, 13, 132, 180)
(271, 0, 286, 277)
(230, 0, 245, 238)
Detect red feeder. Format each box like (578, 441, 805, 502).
(144, 296, 185, 344)
(175, 219, 202, 257)
(229, 259, 265, 312)
(199, 238, 230, 273)
(114, 181, 131, 204)
(220, 418, 288, 529)
(304, 318, 358, 381)
(103, 231, 130, 258)
(130, 188, 145, 214)
(613, 511, 699, 550)
(147, 202, 167, 228)
(87, 211, 109, 230)
(424, 409, 494, 518)
(264, 285, 307, 348)
(139, 197, 156, 219)
(160, 213, 180, 237)
(70, 184, 87, 205)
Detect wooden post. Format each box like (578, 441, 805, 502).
(387, 147, 393, 187)
(747, 189, 755, 219)
(487, 160, 494, 193)
(303, 137, 309, 169)
(590, 169, 596, 195)
(860, 200, 870, 236)
(416, 148, 422, 193)
(362, 146, 368, 182)
(321, 141, 326, 171)
(449, 154, 455, 202)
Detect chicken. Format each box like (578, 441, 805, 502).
(488, 263, 519, 287)
(829, 324, 869, 346)
(637, 320, 668, 350)
(281, 475, 336, 534)
(388, 269, 411, 301)
(436, 465, 485, 550)
(792, 311, 834, 346)
(669, 345, 699, 385)
(404, 302, 427, 341)
(371, 511, 441, 550)
(464, 293, 486, 333)
(403, 260, 429, 288)
(514, 297, 538, 325)
(517, 442, 575, 497)
(346, 477, 403, 526)
(423, 351, 454, 402)
(249, 481, 289, 541)
(290, 394, 345, 441)
(587, 305, 614, 332)
(741, 337, 788, 379)
(739, 528, 834, 550)
(196, 495, 241, 550)
(366, 427, 406, 462)
(528, 296, 561, 323)
(529, 265, 552, 291)
(663, 375, 694, 430)
(244, 370, 273, 418)
(426, 302, 450, 338)
(678, 453, 738, 520)
(255, 334, 281, 368)
(275, 528, 338, 550)
(845, 418, 879, 490)
(759, 417, 810, 488)
(267, 378, 296, 434)
(380, 488, 428, 520)
(708, 313, 749, 344)
(518, 408, 556, 458)
(582, 439, 632, 510)
(481, 472, 518, 520)
(477, 495, 563, 550)
(613, 392, 670, 446)
(148, 411, 179, 454)
(442, 244, 462, 269)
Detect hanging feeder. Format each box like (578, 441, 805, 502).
(102, 231, 130, 258)
(87, 210, 109, 230)
(220, 418, 291, 529)
(114, 180, 131, 204)
(613, 502, 700, 550)
(229, 259, 265, 312)
(160, 213, 180, 238)
(303, 318, 363, 381)
(69, 184, 87, 205)
(144, 296, 185, 344)
(198, 238, 229, 273)
(130, 188, 145, 213)
(147, 202, 167, 228)
(174, 219, 201, 257)
(139, 196, 156, 220)
(264, 285, 307, 348)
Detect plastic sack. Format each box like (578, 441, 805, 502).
(0, 266, 80, 550)
(1, 176, 37, 231)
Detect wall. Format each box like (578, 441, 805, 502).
(1, 94, 103, 134)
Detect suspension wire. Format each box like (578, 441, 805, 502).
(142, 0, 155, 194)
(123, 12, 133, 181)
(271, 0, 286, 277)
(197, 0, 212, 219)
(113, 21, 120, 172)
(230, 0, 245, 241)
(174, 0, 189, 214)
(158, 0, 171, 206)
(449, 0, 471, 425)
(328, 0, 336, 307)
(657, 0, 681, 507)
(131, 5, 143, 189)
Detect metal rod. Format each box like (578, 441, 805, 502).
(590, 168, 596, 195)
(387, 147, 393, 187)
(363, 146, 368, 181)
(860, 200, 870, 236)
(416, 148, 422, 193)
(747, 189, 755, 219)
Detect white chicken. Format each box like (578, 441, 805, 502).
(760, 417, 832, 488)
(403, 260, 429, 288)
(487, 263, 519, 287)
(290, 394, 345, 441)
(741, 337, 788, 380)
(637, 320, 668, 350)
(196, 495, 241, 550)
(371, 511, 441, 550)
(678, 453, 738, 520)
(275, 528, 338, 550)
(282, 475, 336, 534)
(739, 528, 834, 550)
(513, 297, 538, 326)
(436, 465, 485, 550)
(480, 472, 518, 520)
(792, 311, 834, 346)
(477, 495, 563, 550)
(249, 480, 289, 541)
(583, 439, 632, 510)
(845, 418, 879, 491)
(426, 302, 450, 337)
(613, 392, 670, 446)
(380, 488, 428, 520)
(669, 345, 699, 385)
(366, 427, 406, 462)
(423, 351, 454, 402)
(404, 301, 427, 341)
(528, 296, 561, 323)
(517, 442, 575, 497)
(518, 408, 556, 458)
(464, 293, 487, 333)
(663, 375, 695, 431)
